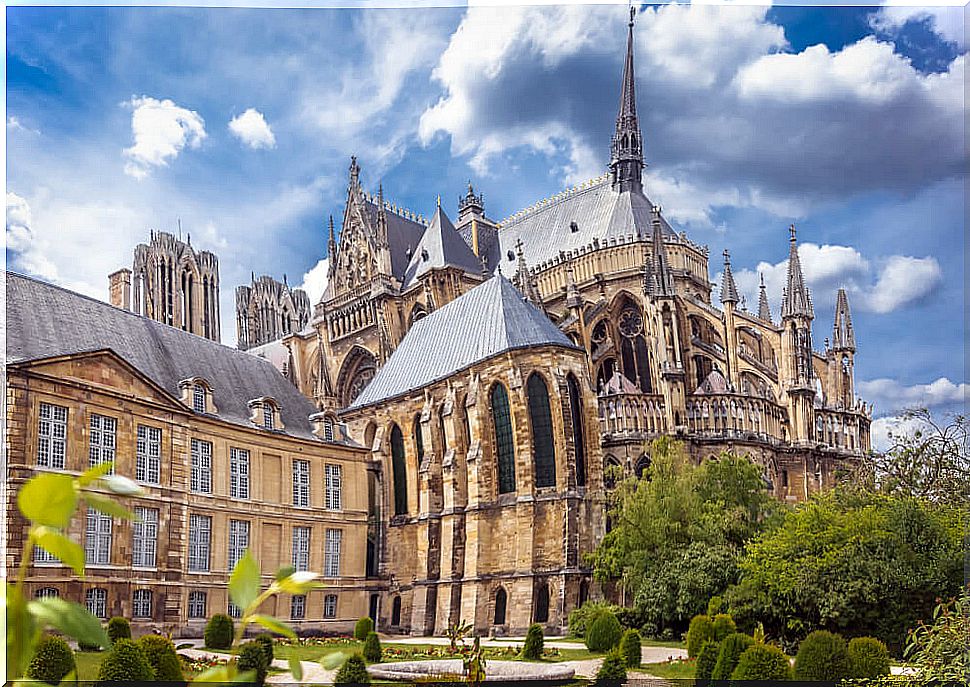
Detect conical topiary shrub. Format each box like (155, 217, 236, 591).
(137, 635, 185, 682)
(586, 610, 623, 652)
(97, 638, 154, 681)
(204, 613, 234, 650)
(363, 632, 382, 663)
(26, 635, 76, 685)
(334, 653, 371, 685)
(522, 623, 544, 660)
(619, 629, 641, 668)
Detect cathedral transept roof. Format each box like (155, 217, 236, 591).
(402, 204, 484, 288)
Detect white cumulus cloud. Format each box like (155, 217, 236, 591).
(299, 257, 330, 305)
(870, 4, 965, 49)
(123, 96, 206, 179)
(6, 192, 58, 280)
(228, 108, 276, 149)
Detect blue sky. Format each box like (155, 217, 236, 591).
(6, 2, 966, 446)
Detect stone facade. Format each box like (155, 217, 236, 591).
(235, 274, 311, 351)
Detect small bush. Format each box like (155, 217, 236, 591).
(594, 649, 627, 684)
(363, 632, 382, 663)
(205, 613, 234, 649)
(706, 596, 723, 616)
(354, 616, 374, 641)
(138, 635, 184, 682)
(619, 629, 641, 668)
(586, 610, 623, 652)
(711, 614, 736, 641)
(731, 644, 792, 680)
(848, 636, 891, 678)
(98, 638, 155, 681)
(711, 632, 755, 681)
(686, 615, 715, 658)
(238, 640, 270, 686)
(522, 623, 544, 660)
(107, 616, 131, 644)
(334, 653, 371, 685)
(568, 601, 614, 638)
(78, 639, 103, 652)
(26, 635, 76, 685)
(794, 630, 851, 680)
(255, 634, 275, 666)
(694, 640, 720, 685)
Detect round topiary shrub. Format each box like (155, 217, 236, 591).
(334, 653, 371, 685)
(26, 635, 76, 685)
(848, 636, 891, 678)
(730, 644, 793, 680)
(619, 629, 641, 668)
(522, 623, 544, 660)
(98, 638, 155, 681)
(594, 649, 627, 685)
(204, 613, 234, 650)
(354, 616, 374, 641)
(711, 613, 736, 642)
(137, 634, 184, 682)
(568, 601, 613, 638)
(586, 610, 623, 652)
(794, 630, 851, 681)
(711, 632, 755, 681)
(694, 639, 720, 686)
(363, 632, 382, 663)
(686, 615, 715, 658)
(107, 616, 131, 644)
(254, 634, 275, 666)
(238, 640, 270, 687)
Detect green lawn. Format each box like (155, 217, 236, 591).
(555, 636, 685, 650)
(73, 650, 105, 681)
(636, 658, 696, 679)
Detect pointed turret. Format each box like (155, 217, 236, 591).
(646, 206, 673, 297)
(610, 6, 643, 192)
(781, 224, 813, 319)
(514, 239, 541, 306)
(401, 203, 482, 288)
(831, 287, 856, 352)
(327, 215, 337, 276)
(375, 182, 388, 248)
(720, 249, 739, 305)
(757, 273, 772, 323)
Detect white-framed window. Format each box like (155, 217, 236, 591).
(193, 384, 207, 413)
(34, 545, 59, 565)
(136, 425, 161, 484)
(86, 588, 107, 618)
(292, 526, 311, 572)
(37, 402, 68, 469)
(88, 414, 117, 472)
(133, 589, 152, 618)
(132, 506, 158, 568)
(263, 404, 274, 430)
(188, 514, 211, 572)
(190, 439, 212, 494)
(324, 528, 342, 578)
(325, 464, 342, 511)
(229, 447, 250, 500)
(34, 587, 59, 599)
(323, 419, 335, 442)
(228, 520, 250, 570)
(290, 594, 306, 620)
(188, 591, 207, 619)
(323, 594, 338, 619)
(85, 508, 112, 566)
(292, 459, 310, 507)
(228, 602, 242, 619)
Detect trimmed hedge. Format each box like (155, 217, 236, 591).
(98, 638, 155, 681)
(354, 616, 374, 641)
(138, 635, 184, 682)
(711, 632, 755, 681)
(586, 610, 623, 652)
(26, 635, 76, 685)
(205, 614, 234, 650)
(711, 613, 736, 642)
(686, 615, 715, 658)
(255, 634, 275, 666)
(522, 623, 544, 660)
(619, 629, 641, 668)
(238, 640, 270, 687)
(107, 616, 131, 644)
(363, 632, 382, 663)
(694, 640, 720, 686)
(731, 644, 793, 680)
(594, 649, 627, 684)
(794, 630, 851, 681)
(848, 636, 891, 678)
(334, 653, 371, 685)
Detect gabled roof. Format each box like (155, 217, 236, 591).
(6, 272, 322, 440)
(694, 368, 729, 395)
(402, 205, 483, 288)
(348, 274, 579, 409)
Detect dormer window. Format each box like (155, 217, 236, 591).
(323, 418, 335, 442)
(193, 384, 206, 413)
(248, 397, 282, 431)
(310, 412, 340, 443)
(263, 404, 274, 430)
(179, 378, 215, 415)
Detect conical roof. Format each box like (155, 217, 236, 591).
(782, 224, 813, 318)
(402, 205, 483, 288)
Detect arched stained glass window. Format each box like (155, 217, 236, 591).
(566, 374, 587, 487)
(527, 374, 557, 488)
(390, 424, 407, 515)
(491, 384, 516, 494)
(413, 415, 424, 466)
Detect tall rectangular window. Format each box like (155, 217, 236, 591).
(325, 464, 342, 511)
(229, 602, 242, 619)
(188, 591, 207, 619)
(228, 520, 250, 570)
(132, 506, 158, 568)
(136, 425, 161, 484)
(34, 547, 59, 565)
(263, 405, 274, 429)
(188, 514, 211, 572)
(193, 384, 206, 413)
(85, 508, 112, 566)
(292, 526, 310, 572)
(37, 403, 68, 469)
(324, 528, 342, 578)
(190, 439, 212, 493)
(292, 459, 310, 507)
(86, 588, 107, 618)
(290, 595, 306, 620)
(133, 589, 152, 618)
(89, 414, 117, 472)
(323, 594, 338, 619)
(229, 448, 250, 500)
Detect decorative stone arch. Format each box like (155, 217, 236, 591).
(408, 302, 428, 328)
(492, 585, 509, 626)
(337, 345, 378, 407)
(634, 453, 650, 479)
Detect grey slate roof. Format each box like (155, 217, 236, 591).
(362, 199, 428, 282)
(348, 274, 579, 409)
(6, 272, 322, 440)
(402, 206, 483, 288)
(489, 175, 676, 273)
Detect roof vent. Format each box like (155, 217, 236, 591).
(406, 245, 413, 260)
(507, 250, 515, 261)
(421, 249, 429, 261)
(570, 220, 579, 233)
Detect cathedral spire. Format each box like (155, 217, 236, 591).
(757, 272, 772, 323)
(720, 249, 739, 305)
(513, 239, 541, 306)
(327, 215, 337, 276)
(610, 5, 643, 192)
(831, 287, 856, 351)
(647, 205, 673, 297)
(781, 224, 813, 319)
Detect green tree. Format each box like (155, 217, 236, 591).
(904, 586, 970, 682)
